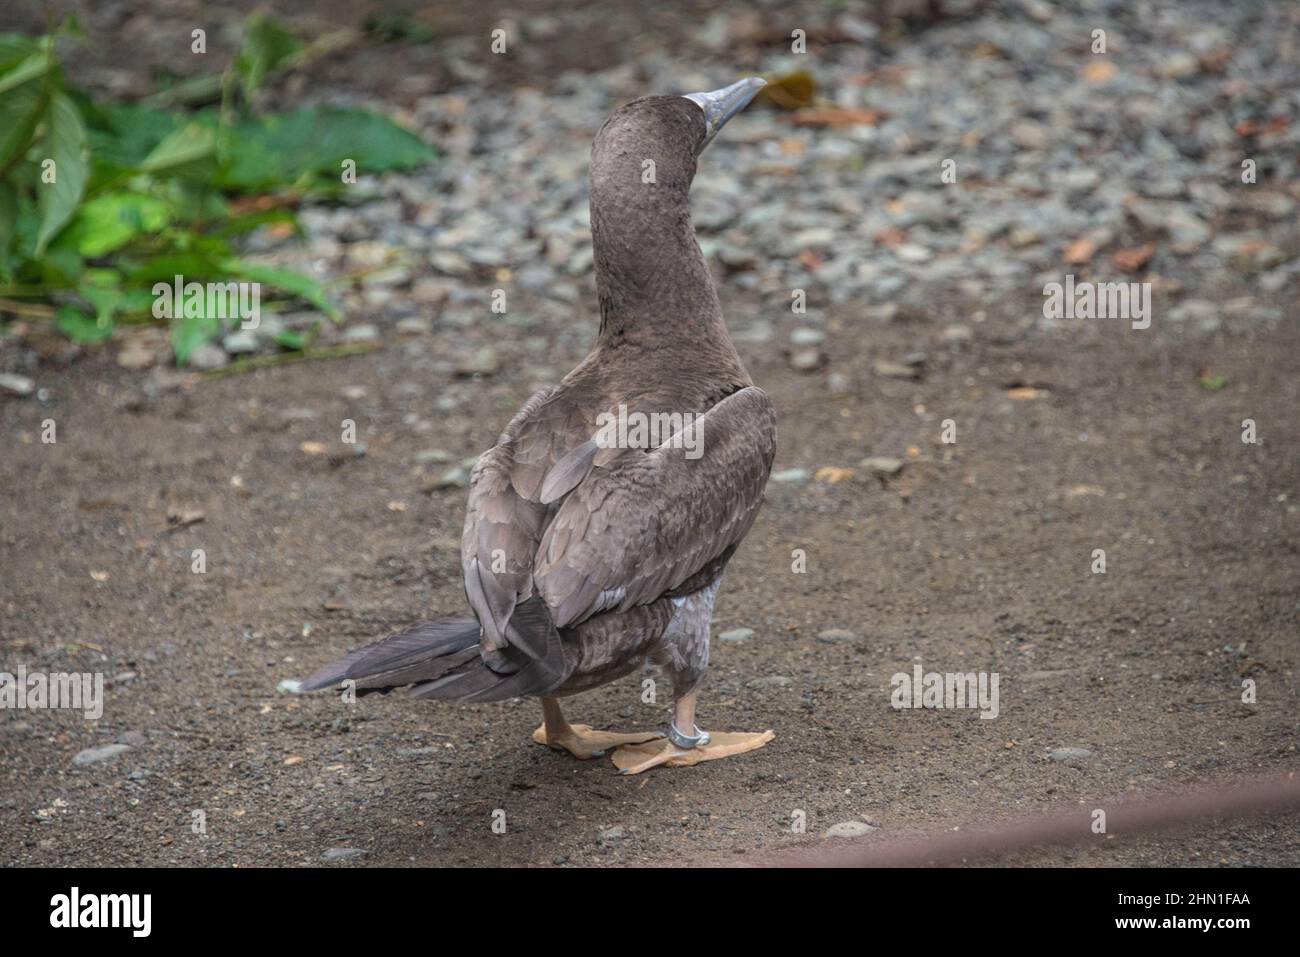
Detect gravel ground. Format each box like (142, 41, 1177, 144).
(2, 0, 1298, 867)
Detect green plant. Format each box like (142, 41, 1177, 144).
(0, 16, 436, 363)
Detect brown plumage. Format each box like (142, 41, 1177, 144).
(302, 79, 775, 770)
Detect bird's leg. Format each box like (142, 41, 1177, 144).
(531, 696, 662, 759)
(610, 689, 774, 775)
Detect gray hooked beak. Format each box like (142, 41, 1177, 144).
(682, 77, 766, 153)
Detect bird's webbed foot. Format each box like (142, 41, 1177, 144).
(610, 730, 774, 774)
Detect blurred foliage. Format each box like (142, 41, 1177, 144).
(0, 15, 436, 364)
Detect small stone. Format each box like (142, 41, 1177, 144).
(73, 744, 131, 766)
(817, 628, 861, 643)
(1010, 120, 1050, 150)
(939, 324, 972, 344)
(769, 468, 811, 485)
(1158, 51, 1200, 79)
(341, 324, 379, 343)
(749, 675, 793, 689)
(396, 747, 438, 758)
(117, 730, 147, 746)
(873, 358, 919, 380)
(396, 316, 432, 336)
(414, 449, 453, 465)
(860, 456, 904, 477)
(116, 343, 155, 369)
(719, 627, 755, 643)
(1048, 747, 1093, 763)
(221, 330, 260, 355)
(424, 466, 471, 491)
(322, 847, 366, 862)
(894, 243, 933, 263)
(1167, 300, 1217, 324)
(0, 373, 35, 396)
(824, 821, 878, 838)
(598, 825, 626, 841)
(789, 348, 825, 372)
(456, 346, 499, 377)
(790, 327, 825, 346)
(276, 679, 303, 695)
(187, 343, 229, 370)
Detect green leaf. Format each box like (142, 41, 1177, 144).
(34, 92, 89, 256)
(55, 302, 114, 343)
(217, 107, 435, 191)
(139, 121, 217, 177)
(66, 191, 170, 257)
(235, 14, 301, 101)
(124, 246, 234, 286)
(0, 50, 50, 96)
(83, 101, 182, 170)
(0, 35, 42, 73)
(80, 279, 123, 326)
(0, 80, 43, 170)
(274, 329, 307, 351)
(0, 182, 17, 250)
(234, 262, 338, 319)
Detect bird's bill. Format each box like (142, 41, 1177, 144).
(682, 76, 766, 152)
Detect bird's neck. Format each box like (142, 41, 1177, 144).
(589, 193, 737, 359)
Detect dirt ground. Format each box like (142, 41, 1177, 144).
(3, 272, 1297, 866)
(2, 0, 1299, 867)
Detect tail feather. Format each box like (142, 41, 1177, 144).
(409, 597, 570, 702)
(299, 617, 481, 693)
(299, 598, 571, 701)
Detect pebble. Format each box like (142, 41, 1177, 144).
(322, 847, 366, 862)
(456, 346, 499, 377)
(769, 468, 811, 485)
(0, 373, 35, 396)
(116, 343, 155, 369)
(72, 744, 131, 766)
(816, 629, 862, 643)
(425, 466, 472, 491)
(221, 330, 260, 355)
(187, 343, 229, 370)
(860, 457, 904, 477)
(718, 627, 754, 643)
(873, 359, 919, 381)
(789, 348, 825, 373)
(824, 821, 879, 839)
(341, 324, 380, 344)
(598, 825, 626, 841)
(396, 316, 433, 335)
(1048, 747, 1094, 763)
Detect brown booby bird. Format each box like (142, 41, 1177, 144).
(302, 78, 776, 774)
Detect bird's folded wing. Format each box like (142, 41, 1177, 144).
(461, 386, 585, 654)
(533, 386, 776, 628)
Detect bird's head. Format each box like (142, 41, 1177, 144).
(589, 77, 766, 201)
